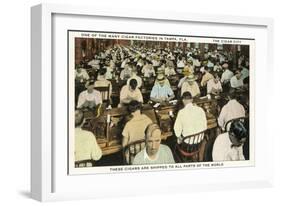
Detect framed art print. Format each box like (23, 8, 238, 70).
(31, 3, 274, 201)
(67, 30, 254, 175)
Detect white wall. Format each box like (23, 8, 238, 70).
(0, 0, 280, 205)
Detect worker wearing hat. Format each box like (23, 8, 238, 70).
(181, 74, 201, 98)
(76, 80, 103, 110)
(177, 66, 193, 89)
(150, 74, 175, 103)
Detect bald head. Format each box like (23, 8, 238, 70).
(145, 123, 162, 157)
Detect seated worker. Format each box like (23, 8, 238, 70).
(133, 123, 175, 165)
(88, 55, 100, 70)
(119, 79, 143, 107)
(230, 69, 244, 89)
(142, 60, 156, 78)
(220, 63, 234, 84)
(181, 74, 201, 98)
(176, 56, 186, 73)
(177, 66, 193, 89)
(122, 101, 153, 147)
(166, 56, 175, 69)
(207, 73, 223, 95)
(75, 65, 90, 83)
(75, 110, 102, 167)
(127, 68, 142, 88)
(213, 61, 223, 72)
(94, 68, 112, 101)
(120, 62, 133, 80)
(150, 74, 175, 103)
(200, 66, 214, 87)
(174, 91, 207, 144)
(122, 101, 153, 163)
(218, 89, 246, 131)
(185, 59, 195, 74)
(212, 119, 248, 161)
(164, 65, 176, 77)
(154, 70, 171, 87)
(77, 80, 102, 110)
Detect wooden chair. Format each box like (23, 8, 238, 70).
(224, 117, 248, 132)
(94, 84, 111, 105)
(174, 130, 206, 162)
(75, 159, 95, 168)
(123, 139, 146, 165)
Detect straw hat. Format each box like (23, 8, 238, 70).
(156, 67, 165, 74)
(186, 74, 197, 82)
(182, 66, 192, 76)
(156, 74, 166, 82)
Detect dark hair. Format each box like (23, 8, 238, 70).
(229, 119, 248, 141)
(213, 72, 220, 78)
(235, 68, 242, 73)
(182, 91, 193, 100)
(87, 80, 95, 87)
(241, 60, 247, 67)
(243, 76, 249, 85)
(99, 68, 107, 75)
(129, 79, 138, 90)
(228, 88, 236, 99)
(128, 100, 141, 113)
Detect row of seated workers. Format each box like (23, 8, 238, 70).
(74, 44, 250, 167)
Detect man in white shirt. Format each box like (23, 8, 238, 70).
(142, 60, 155, 77)
(152, 56, 160, 68)
(192, 57, 201, 68)
(119, 79, 143, 107)
(200, 67, 214, 87)
(207, 73, 223, 95)
(212, 119, 247, 161)
(94, 68, 112, 102)
(164, 66, 176, 77)
(104, 65, 113, 80)
(75, 66, 90, 83)
(120, 63, 132, 80)
(174, 91, 207, 144)
(121, 58, 129, 69)
(176, 56, 186, 73)
(230, 69, 244, 89)
(177, 66, 192, 89)
(218, 90, 246, 130)
(75, 110, 102, 167)
(213, 62, 222, 72)
(166, 57, 175, 69)
(87, 56, 100, 70)
(77, 81, 102, 109)
(133, 123, 175, 165)
(127, 69, 142, 88)
(181, 74, 201, 97)
(220, 63, 234, 84)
